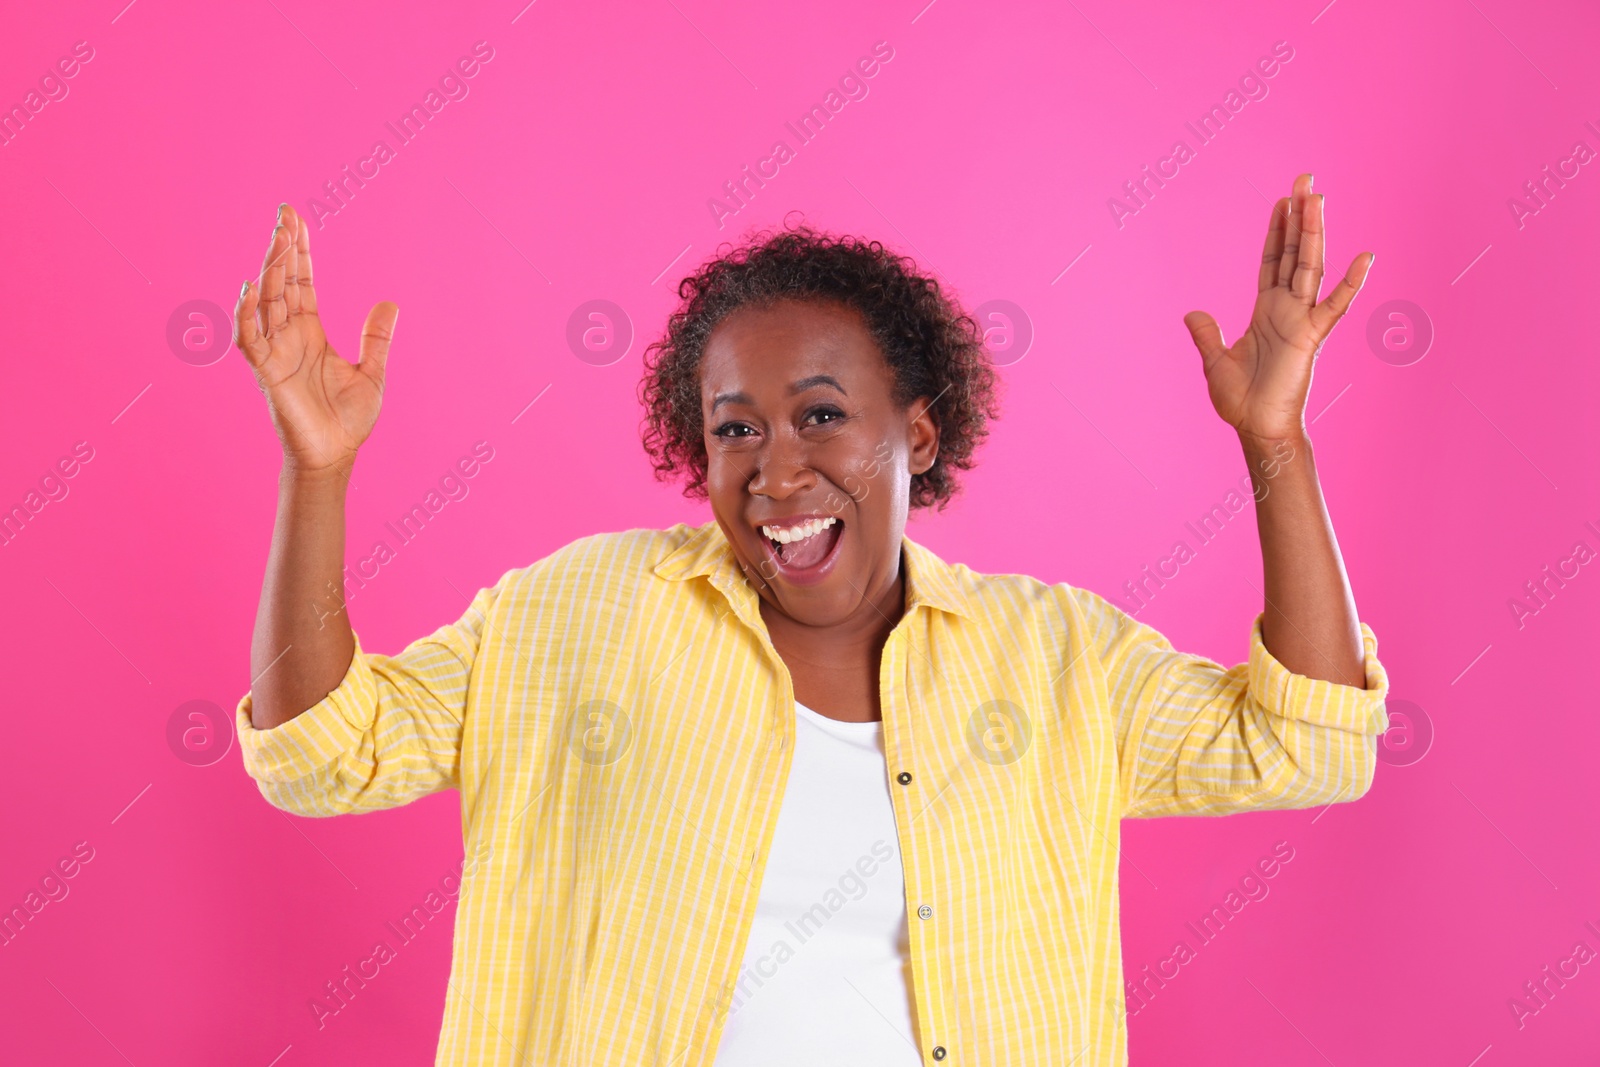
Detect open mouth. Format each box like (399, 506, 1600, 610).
(758, 516, 845, 584)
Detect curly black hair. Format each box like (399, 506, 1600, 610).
(637, 217, 1003, 512)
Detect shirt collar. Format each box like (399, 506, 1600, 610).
(652, 519, 973, 620)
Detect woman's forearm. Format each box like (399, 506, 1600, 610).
(1242, 432, 1367, 687)
(248, 463, 357, 729)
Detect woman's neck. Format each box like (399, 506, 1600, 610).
(758, 557, 907, 722)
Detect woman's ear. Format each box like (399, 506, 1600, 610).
(907, 394, 940, 476)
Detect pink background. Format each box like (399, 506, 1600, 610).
(2, 0, 1596, 1063)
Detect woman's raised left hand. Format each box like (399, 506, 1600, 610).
(1181, 173, 1373, 444)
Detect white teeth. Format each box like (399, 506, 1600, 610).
(762, 516, 837, 544)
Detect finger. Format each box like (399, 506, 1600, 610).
(1275, 174, 1311, 288)
(1182, 310, 1228, 374)
(1293, 193, 1326, 303)
(258, 208, 292, 334)
(256, 203, 288, 280)
(233, 280, 270, 367)
(358, 301, 399, 391)
(1258, 197, 1290, 292)
(1308, 251, 1373, 338)
(281, 206, 302, 317)
(294, 208, 319, 316)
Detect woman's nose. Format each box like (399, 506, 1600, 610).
(747, 435, 816, 499)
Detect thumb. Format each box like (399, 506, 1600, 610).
(358, 301, 399, 390)
(1182, 310, 1227, 373)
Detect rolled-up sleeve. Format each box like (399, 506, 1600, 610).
(234, 581, 499, 817)
(1071, 589, 1390, 819)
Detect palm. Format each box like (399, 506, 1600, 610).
(234, 205, 397, 473)
(255, 309, 380, 467)
(1183, 174, 1372, 442)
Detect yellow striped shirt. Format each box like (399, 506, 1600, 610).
(235, 519, 1389, 1066)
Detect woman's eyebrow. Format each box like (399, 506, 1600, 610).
(789, 374, 848, 397)
(711, 375, 849, 412)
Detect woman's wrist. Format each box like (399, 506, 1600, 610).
(279, 457, 355, 498)
(1237, 428, 1312, 501)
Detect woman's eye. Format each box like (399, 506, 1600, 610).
(808, 407, 845, 426)
(713, 423, 754, 439)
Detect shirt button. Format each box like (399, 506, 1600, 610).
(917, 904, 933, 920)
(896, 771, 913, 785)
(932, 1046, 947, 1060)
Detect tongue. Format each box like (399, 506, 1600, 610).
(780, 524, 838, 570)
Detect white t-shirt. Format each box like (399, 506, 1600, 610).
(711, 702, 923, 1066)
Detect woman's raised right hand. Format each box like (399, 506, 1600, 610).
(233, 204, 397, 476)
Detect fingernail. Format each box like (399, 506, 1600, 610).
(240, 280, 250, 299)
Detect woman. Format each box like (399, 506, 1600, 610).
(232, 173, 1388, 1067)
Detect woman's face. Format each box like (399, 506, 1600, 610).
(699, 298, 939, 628)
